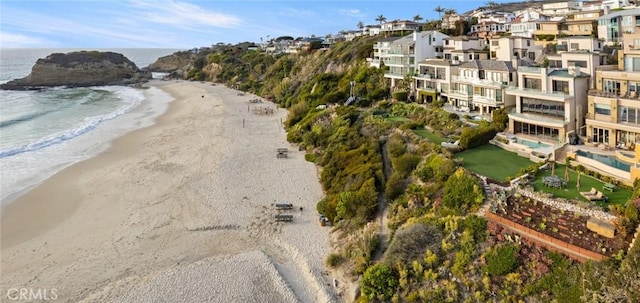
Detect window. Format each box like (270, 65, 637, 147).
(552, 80, 569, 94)
(491, 40, 499, 46)
(592, 127, 609, 144)
(469, 54, 473, 60)
(634, 58, 640, 71)
(604, 80, 621, 94)
(528, 52, 536, 60)
(570, 43, 579, 50)
(568, 60, 587, 67)
(445, 40, 450, 45)
(595, 104, 611, 115)
(629, 82, 640, 93)
(490, 51, 496, 58)
(521, 97, 565, 118)
(445, 53, 451, 59)
(527, 40, 531, 46)
(524, 77, 541, 89)
(474, 54, 480, 60)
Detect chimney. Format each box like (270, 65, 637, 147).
(511, 56, 519, 69)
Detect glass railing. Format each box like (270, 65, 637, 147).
(518, 66, 543, 74)
(506, 86, 570, 99)
(451, 75, 504, 87)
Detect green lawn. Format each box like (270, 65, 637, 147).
(385, 116, 410, 123)
(532, 164, 632, 206)
(456, 144, 534, 182)
(413, 129, 446, 144)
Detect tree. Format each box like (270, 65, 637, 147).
(442, 168, 484, 213)
(413, 14, 423, 23)
(358, 20, 364, 29)
(361, 263, 399, 301)
(486, 1, 499, 8)
(445, 9, 457, 16)
(434, 6, 445, 19)
(376, 14, 387, 25)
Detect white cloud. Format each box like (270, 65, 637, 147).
(338, 8, 364, 18)
(0, 31, 50, 48)
(130, 0, 242, 29)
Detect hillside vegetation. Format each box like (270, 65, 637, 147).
(155, 35, 640, 302)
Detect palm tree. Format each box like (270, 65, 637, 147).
(357, 21, 364, 29)
(375, 14, 387, 25)
(413, 14, 423, 23)
(486, 1, 499, 8)
(434, 6, 445, 19)
(445, 9, 457, 16)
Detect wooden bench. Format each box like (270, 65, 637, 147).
(275, 214, 293, 222)
(603, 183, 616, 192)
(275, 203, 293, 210)
(276, 148, 288, 159)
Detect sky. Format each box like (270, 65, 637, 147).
(0, 0, 509, 49)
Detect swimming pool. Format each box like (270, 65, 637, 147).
(513, 138, 551, 149)
(576, 150, 631, 171)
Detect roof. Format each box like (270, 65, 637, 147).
(418, 59, 454, 66)
(548, 69, 590, 78)
(458, 60, 514, 72)
(599, 8, 640, 20)
(444, 35, 481, 41)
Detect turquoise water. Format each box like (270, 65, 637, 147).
(576, 150, 631, 171)
(514, 138, 550, 149)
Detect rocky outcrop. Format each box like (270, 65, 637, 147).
(0, 51, 151, 90)
(146, 51, 195, 74)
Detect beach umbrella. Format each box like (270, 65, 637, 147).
(576, 172, 581, 189)
(564, 165, 569, 181)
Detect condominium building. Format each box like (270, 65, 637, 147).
(449, 60, 516, 115)
(585, 32, 640, 148)
(489, 36, 544, 62)
(370, 31, 449, 88)
(506, 66, 590, 143)
(442, 36, 489, 62)
(414, 59, 458, 103)
(597, 9, 640, 45)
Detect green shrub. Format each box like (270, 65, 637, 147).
(326, 253, 344, 268)
(384, 222, 443, 266)
(385, 172, 406, 201)
(361, 263, 399, 301)
(442, 168, 485, 214)
(304, 153, 316, 163)
(393, 154, 421, 177)
(459, 125, 498, 149)
(485, 244, 518, 276)
(392, 91, 408, 102)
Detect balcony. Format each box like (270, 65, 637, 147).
(556, 44, 568, 52)
(414, 73, 445, 81)
(473, 94, 504, 107)
(451, 75, 505, 88)
(518, 66, 544, 74)
(506, 86, 571, 101)
(448, 90, 473, 100)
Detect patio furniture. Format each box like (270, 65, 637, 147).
(580, 187, 598, 200)
(603, 183, 616, 192)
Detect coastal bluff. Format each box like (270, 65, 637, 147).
(0, 51, 151, 90)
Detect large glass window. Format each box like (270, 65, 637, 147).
(524, 77, 541, 89)
(568, 60, 587, 67)
(552, 80, 570, 94)
(619, 106, 640, 124)
(514, 121, 560, 141)
(604, 80, 621, 94)
(595, 104, 611, 115)
(592, 127, 609, 144)
(521, 97, 565, 118)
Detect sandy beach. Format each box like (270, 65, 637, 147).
(1, 80, 338, 302)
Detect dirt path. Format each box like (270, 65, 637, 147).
(373, 139, 392, 261)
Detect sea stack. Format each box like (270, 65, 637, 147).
(0, 51, 152, 90)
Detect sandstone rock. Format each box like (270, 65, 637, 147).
(587, 217, 616, 238)
(146, 51, 195, 73)
(0, 51, 151, 90)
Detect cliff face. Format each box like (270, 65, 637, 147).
(0, 51, 152, 90)
(146, 51, 195, 75)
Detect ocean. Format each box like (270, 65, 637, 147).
(0, 48, 181, 204)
